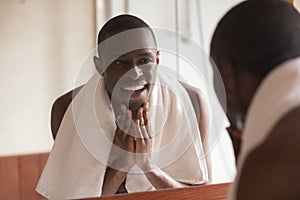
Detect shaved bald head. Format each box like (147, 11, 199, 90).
(210, 0, 300, 79)
(97, 14, 156, 50)
(210, 0, 300, 133)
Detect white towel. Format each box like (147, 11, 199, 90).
(229, 57, 300, 199)
(36, 71, 208, 200)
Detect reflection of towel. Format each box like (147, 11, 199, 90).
(36, 72, 208, 200)
(229, 57, 300, 199)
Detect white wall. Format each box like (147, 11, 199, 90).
(0, 0, 95, 156)
(107, 0, 243, 52)
(295, 0, 300, 9)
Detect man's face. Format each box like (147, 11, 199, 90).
(212, 56, 257, 132)
(103, 48, 159, 112)
(212, 57, 242, 130)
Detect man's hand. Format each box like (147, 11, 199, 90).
(110, 104, 135, 171)
(104, 103, 188, 193)
(134, 103, 154, 171)
(110, 102, 154, 172)
(102, 105, 137, 196)
(134, 104, 187, 189)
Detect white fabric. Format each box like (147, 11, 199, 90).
(36, 71, 208, 200)
(229, 57, 300, 199)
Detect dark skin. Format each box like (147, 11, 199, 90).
(237, 106, 300, 200)
(212, 41, 300, 200)
(209, 1, 300, 198)
(214, 59, 259, 161)
(94, 49, 159, 116)
(51, 49, 211, 196)
(210, 0, 300, 164)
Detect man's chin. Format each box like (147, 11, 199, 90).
(128, 88, 150, 110)
(129, 99, 146, 112)
(111, 87, 150, 112)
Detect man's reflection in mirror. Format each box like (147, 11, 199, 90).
(36, 15, 211, 199)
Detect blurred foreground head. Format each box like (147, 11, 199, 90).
(210, 0, 300, 131)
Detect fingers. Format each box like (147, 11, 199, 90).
(137, 107, 149, 140)
(123, 104, 132, 132)
(134, 119, 139, 141)
(143, 102, 150, 126)
(135, 107, 152, 155)
(125, 133, 135, 153)
(135, 119, 146, 153)
(113, 105, 136, 154)
(116, 104, 134, 139)
(143, 103, 153, 138)
(135, 120, 152, 154)
(123, 106, 134, 152)
(116, 105, 125, 130)
(115, 115, 126, 141)
(141, 124, 148, 140)
(115, 103, 153, 154)
(145, 126, 153, 139)
(134, 103, 153, 140)
(135, 119, 145, 141)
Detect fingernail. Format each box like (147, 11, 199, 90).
(121, 104, 126, 111)
(127, 109, 132, 117)
(145, 102, 149, 109)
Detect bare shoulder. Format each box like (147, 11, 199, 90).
(179, 82, 212, 180)
(179, 81, 210, 139)
(237, 105, 300, 200)
(51, 85, 84, 139)
(179, 81, 206, 101)
(179, 81, 208, 116)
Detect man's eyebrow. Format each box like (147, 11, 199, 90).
(108, 54, 125, 59)
(108, 51, 154, 59)
(138, 52, 154, 57)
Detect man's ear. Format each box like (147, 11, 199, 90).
(156, 50, 160, 64)
(220, 58, 236, 93)
(93, 56, 104, 75)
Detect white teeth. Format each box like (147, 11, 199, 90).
(123, 85, 145, 91)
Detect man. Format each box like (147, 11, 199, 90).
(210, 0, 300, 199)
(37, 15, 210, 199)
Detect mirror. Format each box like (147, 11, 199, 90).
(0, 0, 247, 198)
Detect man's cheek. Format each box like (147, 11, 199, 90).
(143, 70, 155, 80)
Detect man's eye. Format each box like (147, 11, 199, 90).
(139, 58, 151, 64)
(115, 60, 125, 65)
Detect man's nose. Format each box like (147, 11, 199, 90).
(127, 65, 143, 80)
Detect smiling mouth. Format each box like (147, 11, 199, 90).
(123, 84, 146, 91)
(122, 83, 148, 99)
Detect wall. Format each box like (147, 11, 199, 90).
(0, 0, 95, 156)
(295, 0, 300, 9)
(107, 0, 243, 52)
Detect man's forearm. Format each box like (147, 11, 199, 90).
(102, 167, 128, 196)
(143, 165, 187, 189)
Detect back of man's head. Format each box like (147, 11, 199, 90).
(210, 0, 300, 79)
